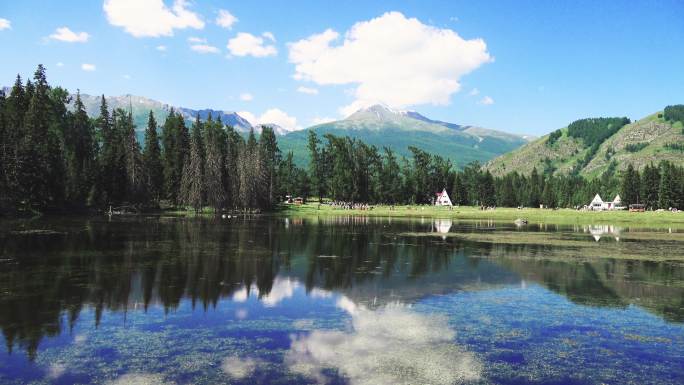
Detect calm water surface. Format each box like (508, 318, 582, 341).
(1, 216, 683, 384)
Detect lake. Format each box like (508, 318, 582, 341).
(1, 216, 683, 384)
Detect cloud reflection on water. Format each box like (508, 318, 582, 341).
(285, 296, 481, 385)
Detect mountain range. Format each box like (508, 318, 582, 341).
(278, 104, 530, 167)
(64, 93, 529, 168)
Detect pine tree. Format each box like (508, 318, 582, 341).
(95, 96, 115, 205)
(641, 163, 660, 210)
(279, 151, 296, 197)
(181, 115, 205, 212)
(2, 76, 28, 207)
(621, 164, 640, 205)
(307, 130, 324, 202)
(527, 167, 542, 208)
(64, 90, 96, 206)
(204, 114, 226, 212)
(142, 111, 163, 203)
(237, 128, 258, 209)
(18, 65, 52, 208)
(658, 162, 676, 209)
(541, 178, 556, 208)
(224, 126, 241, 209)
(161, 109, 189, 206)
(0, 90, 7, 209)
(451, 174, 467, 206)
(258, 126, 280, 209)
(480, 171, 496, 207)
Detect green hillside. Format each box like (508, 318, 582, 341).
(486, 109, 684, 177)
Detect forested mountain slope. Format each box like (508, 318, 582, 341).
(486, 108, 684, 177)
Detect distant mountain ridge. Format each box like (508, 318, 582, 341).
(2, 86, 529, 167)
(278, 104, 530, 167)
(73, 94, 254, 133)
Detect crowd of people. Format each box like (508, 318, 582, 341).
(327, 201, 374, 210)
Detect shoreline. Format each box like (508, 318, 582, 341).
(277, 203, 684, 229)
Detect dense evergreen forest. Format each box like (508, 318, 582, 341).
(0, 65, 683, 215)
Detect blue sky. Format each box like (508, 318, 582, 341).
(0, 0, 682, 136)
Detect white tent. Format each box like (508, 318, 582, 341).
(590, 194, 604, 210)
(435, 188, 453, 206)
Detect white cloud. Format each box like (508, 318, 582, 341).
(216, 9, 237, 29)
(262, 31, 275, 42)
(478, 96, 494, 105)
(156, 45, 167, 51)
(238, 111, 258, 126)
(47, 364, 66, 380)
(297, 86, 319, 95)
(187, 36, 206, 43)
(56, 62, 64, 67)
(0, 18, 11, 30)
(190, 44, 219, 54)
(81, 63, 96, 71)
(122, 74, 132, 79)
(227, 32, 277, 57)
(288, 11, 491, 116)
(221, 356, 263, 379)
(232, 287, 250, 302)
(310, 116, 335, 126)
(261, 277, 298, 306)
(49, 27, 90, 43)
(239, 109, 302, 132)
(103, 0, 204, 38)
(239, 93, 253, 101)
(106, 373, 172, 385)
(469, 88, 479, 96)
(285, 301, 482, 385)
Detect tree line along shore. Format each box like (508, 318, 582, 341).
(0, 65, 683, 217)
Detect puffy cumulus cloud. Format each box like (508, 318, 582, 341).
(156, 45, 167, 51)
(49, 27, 90, 43)
(297, 86, 318, 95)
(81, 63, 96, 71)
(187, 36, 205, 43)
(216, 9, 237, 29)
(239, 92, 253, 101)
(478, 96, 494, 105)
(0, 18, 12, 30)
(103, 0, 204, 38)
(227, 32, 277, 57)
(239, 109, 301, 132)
(106, 373, 173, 385)
(190, 44, 219, 54)
(285, 300, 482, 385)
(288, 11, 492, 115)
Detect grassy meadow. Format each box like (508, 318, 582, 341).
(277, 202, 684, 228)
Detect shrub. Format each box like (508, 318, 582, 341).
(625, 143, 648, 152)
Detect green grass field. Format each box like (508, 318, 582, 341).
(277, 203, 684, 228)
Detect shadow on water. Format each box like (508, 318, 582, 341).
(0, 215, 683, 362)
